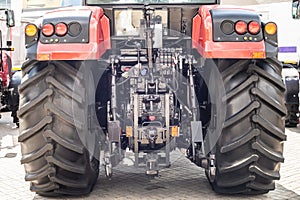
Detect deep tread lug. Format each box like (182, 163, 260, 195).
(44, 102, 83, 129)
(225, 74, 258, 101)
(55, 61, 83, 80)
(25, 166, 56, 181)
(46, 155, 86, 174)
(249, 64, 285, 91)
(219, 154, 259, 174)
(247, 181, 275, 191)
(220, 129, 260, 153)
(224, 101, 260, 128)
(252, 115, 286, 141)
(49, 176, 89, 188)
(44, 130, 84, 154)
(21, 59, 39, 75)
(221, 60, 250, 80)
(18, 116, 53, 142)
(252, 141, 284, 162)
(46, 76, 83, 104)
(19, 65, 55, 92)
(21, 143, 53, 164)
(18, 89, 53, 117)
(251, 88, 286, 116)
(249, 165, 280, 180)
(217, 175, 255, 188)
(31, 182, 59, 192)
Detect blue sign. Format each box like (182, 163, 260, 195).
(279, 46, 297, 53)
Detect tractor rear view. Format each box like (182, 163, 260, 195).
(0, 9, 20, 126)
(19, 0, 286, 196)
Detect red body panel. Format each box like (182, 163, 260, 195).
(192, 5, 266, 59)
(37, 6, 110, 61)
(0, 53, 11, 87)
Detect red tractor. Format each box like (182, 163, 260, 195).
(19, 0, 286, 196)
(0, 9, 20, 126)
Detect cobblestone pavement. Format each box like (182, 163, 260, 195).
(0, 112, 34, 200)
(1, 112, 300, 200)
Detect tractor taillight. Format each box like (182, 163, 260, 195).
(69, 22, 82, 37)
(25, 24, 38, 37)
(220, 20, 234, 35)
(248, 21, 260, 35)
(55, 23, 68, 36)
(234, 21, 247, 35)
(264, 22, 277, 35)
(42, 23, 54, 37)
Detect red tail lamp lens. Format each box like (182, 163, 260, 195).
(42, 23, 54, 37)
(235, 21, 247, 35)
(248, 21, 260, 35)
(55, 23, 68, 36)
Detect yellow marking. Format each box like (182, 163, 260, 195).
(12, 67, 21, 71)
(126, 126, 133, 137)
(171, 126, 179, 137)
(283, 61, 297, 64)
(37, 54, 50, 61)
(252, 51, 265, 59)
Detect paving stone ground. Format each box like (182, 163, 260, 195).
(1, 112, 300, 200)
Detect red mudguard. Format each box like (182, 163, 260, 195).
(0, 53, 11, 87)
(192, 5, 266, 59)
(37, 6, 110, 61)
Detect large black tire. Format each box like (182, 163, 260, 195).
(282, 64, 299, 127)
(211, 58, 286, 194)
(18, 60, 99, 196)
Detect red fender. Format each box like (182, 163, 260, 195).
(0, 53, 11, 87)
(37, 6, 110, 61)
(192, 5, 266, 59)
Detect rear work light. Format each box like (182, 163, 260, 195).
(221, 20, 234, 35)
(42, 23, 54, 37)
(68, 22, 82, 37)
(234, 21, 247, 35)
(55, 23, 68, 36)
(248, 21, 261, 35)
